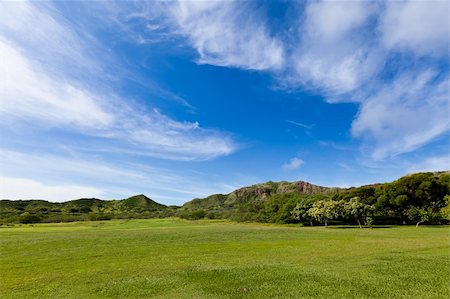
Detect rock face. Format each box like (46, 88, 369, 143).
(229, 181, 335, 199)
(185, 180, 342, 209)
(228, 185, 273, 201)
(283, 181, 330, 194)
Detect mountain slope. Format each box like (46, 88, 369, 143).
(181, 180, 344, 221)
(180, 171, 450, 223)
(1, 171, 448, 224)
(121, 194, 166, 211)
(0, 195, 172, 223)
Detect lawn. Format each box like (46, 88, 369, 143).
(0, 219, 449, 298)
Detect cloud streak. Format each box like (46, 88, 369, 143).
(165, 1, 284, 70)
(290, 0, 381, 96)
(0, 1, 236, 161)
(352, 69, 449, 160)
(283, 157, 304, 171)
(285, 120, 314, 130)
(409, 155, 450, 173)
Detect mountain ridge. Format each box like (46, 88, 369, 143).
(1, 171, 449, 224)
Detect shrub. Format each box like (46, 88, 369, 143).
(19, 212, 41, 224)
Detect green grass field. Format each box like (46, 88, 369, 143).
(1, 219, 449, 298)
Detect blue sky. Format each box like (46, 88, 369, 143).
(0, 1, 449, 204)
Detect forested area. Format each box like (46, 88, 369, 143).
(180, 172, 450, 226)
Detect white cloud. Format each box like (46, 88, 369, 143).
(283, 157, 304, 171)
(123, 109, 235, 160)
(352, 70, 450, 160)
(291, 1, 381, 95)
(0, 1, 100, 78)
(0, 176, 104, 202)
(285, 120, 314, 130)
(0, 39, 114, 129)
(303, 0, 369, 43)
(409, 155, 450, 173)
(98, 1, 284, 70)
(380, 0, 449, 56)
(166, 1, 284, 70)
(0, 1, 236, 161)
(286, 0, 449, 160)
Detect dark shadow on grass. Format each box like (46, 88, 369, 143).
(415, 224, 450, 228)
(326, 225, 393, 229)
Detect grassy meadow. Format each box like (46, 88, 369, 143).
(1, 218, 449, 298)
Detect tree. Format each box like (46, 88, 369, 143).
(307, 200, 341, 227)
(439, 196, 450, 221)
(291, 197, 315, 226)
(19, 212, 41, 224)
(407, 207, 431, 227)
(188, 209, 206, 220)
(343, 196, 375, 228)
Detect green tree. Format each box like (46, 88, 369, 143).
(439, 196, 450, 221)
(291, 197, 315, 226)
(19, 212, 41, 224)
(343, 196, 375, 228)
(307, 200, 341, 227)
(406, 207, 431, 227)
(188, 209, 206, 220)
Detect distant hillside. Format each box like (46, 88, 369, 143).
(181, 181, 344, 221)
(1, 171, 449, 225)
(179, 171, 450, 223)
(120, 194, 166, 211)
(0, 195, 176, 224)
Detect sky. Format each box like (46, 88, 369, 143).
(0, 0, 449, 204)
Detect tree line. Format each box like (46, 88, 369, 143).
(287, 172, 448, 226)
(180, 172, 450, 226)
(1, 172, 449, 226)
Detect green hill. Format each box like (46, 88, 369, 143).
(180, 180, 344, 221)
(0, 195, 174, 224)
(121, 194, 166, 212)
(179, 172, 450, 224)
(1, 171, 448, 225)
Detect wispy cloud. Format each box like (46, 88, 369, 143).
(352, 69, 449, 160)
(408, 155, 450, 173)
(338, 163, 355, 172)
(86, 1, 284, 70)
(289, 0, 381, 96)
(282, 157, 304, 171)
(380, 1, 449, 56)
(0, 38, 113, 129)
(288, 1, 448, 160)
(165, 1, 284, 70)
(285, 120, 314, 130)
(0, 1, 236, 161)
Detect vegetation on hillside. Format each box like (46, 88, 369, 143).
(179, 171, 450, 226)
(1, 171, 449, 226)
(0, 195, 178, 224)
